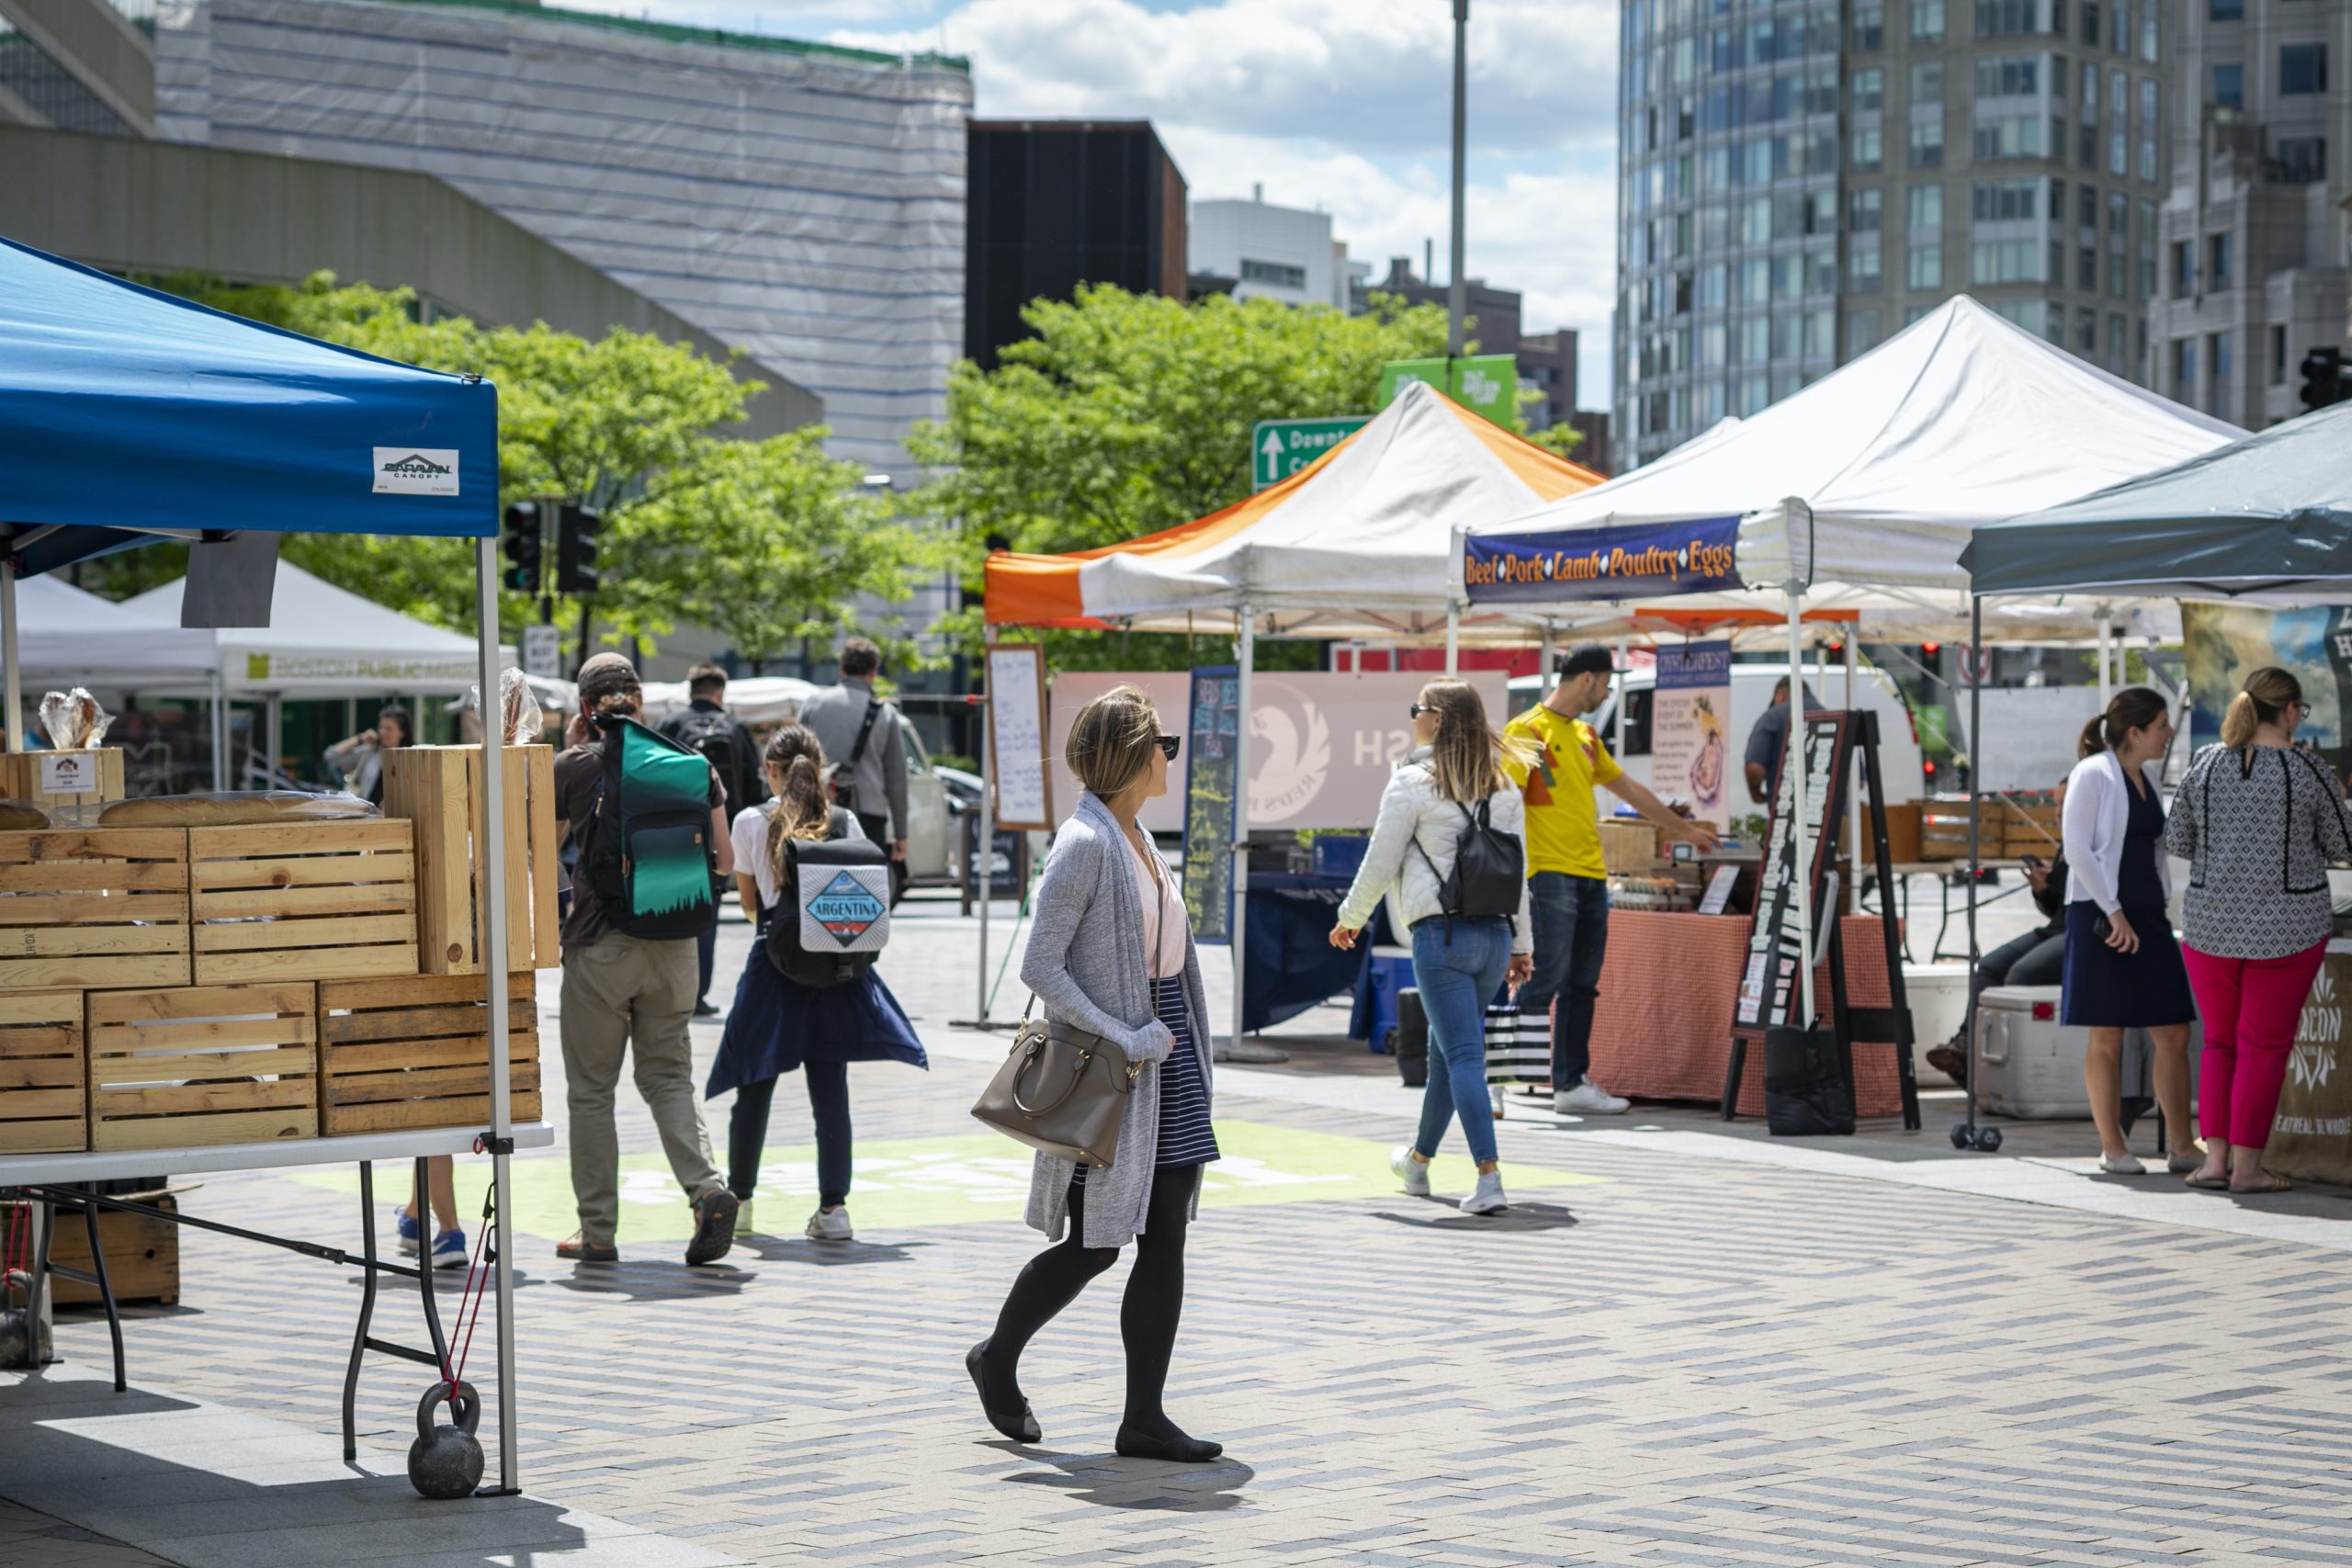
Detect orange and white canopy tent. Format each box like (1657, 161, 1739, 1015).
(983, 379, 1603, 640)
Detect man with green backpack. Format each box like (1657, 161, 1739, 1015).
(553, 653, 741, 1266)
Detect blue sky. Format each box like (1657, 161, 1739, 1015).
(571, 0, 1621, 407)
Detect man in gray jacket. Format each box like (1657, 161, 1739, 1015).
(800, 637, 909, 869)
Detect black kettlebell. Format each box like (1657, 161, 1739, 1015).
(407, 1381, 484, 1500)
(0, 1269, 49, 1371)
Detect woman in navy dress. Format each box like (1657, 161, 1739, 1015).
(706, 726, 925, 1242)
(2060, 689, 2196, 1175)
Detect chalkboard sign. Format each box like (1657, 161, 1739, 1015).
(1734, 711, 1852, 1035)
(1182, 664, 1242, 944)
(984, 642, 1052, 830)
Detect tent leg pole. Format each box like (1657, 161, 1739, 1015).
(210, 668, 227, 791)
(1611, 637, 1628, 749)
(2097, 619, 2111, 710)
(1443, 605, 1459, 676)
(1965, 596, 1984, 1143)
(472, 536, 521, 1495)
(1227, 606, 1255, 1059)
(1538, 619, 1555, 699)
(976, 671, 994, 1028)
(1785, 588, 1814, 1027)
(266, 695, 281, 786)
(1845, 635, 1860, 895)
(473, 539, 521, 1492)
(1, 557, 20, 753)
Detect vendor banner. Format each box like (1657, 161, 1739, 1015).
(1463, 516, 1742, 604)
(1652, 640, 1733, 828)
(2183, 604, 2352, 780)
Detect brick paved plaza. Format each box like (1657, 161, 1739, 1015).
(6, 897, 2352, 1567)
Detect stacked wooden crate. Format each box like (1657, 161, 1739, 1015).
(1918, 794, 2064, 861)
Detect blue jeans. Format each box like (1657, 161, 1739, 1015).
(1517, 872, 1611, 1088)
(1410, 917, 1514, 1167)
(728, 1060, 851, 1209)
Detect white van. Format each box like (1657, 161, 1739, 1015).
(1507, 661, 1928, 818)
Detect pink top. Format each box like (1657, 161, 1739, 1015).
(1129, 834, 1188, 980)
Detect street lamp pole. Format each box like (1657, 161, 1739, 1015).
(1447, 0, 1469, 357)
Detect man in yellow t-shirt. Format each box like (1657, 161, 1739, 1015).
(1504, 645, 1717, 1115)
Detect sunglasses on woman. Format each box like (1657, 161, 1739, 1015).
(1154, 734, 1181, 761)
(1408, 704, 1434, 719)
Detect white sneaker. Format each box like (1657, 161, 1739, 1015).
(2098, 1152, 2146, 1176)
(1390, 1145, 1430, 1198)
(805, 1206, 854, 1242)
(1460, 1171, 1509, 1215)
(1490, 1086, 1508, 1119)
(734, 1199, 757, 1239)
(1555, 1080, 1630, 1115)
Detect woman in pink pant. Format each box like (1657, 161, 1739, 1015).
(2164, 668, 2352, 1194)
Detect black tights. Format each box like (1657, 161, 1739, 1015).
(984, 1164, 1200, 1439)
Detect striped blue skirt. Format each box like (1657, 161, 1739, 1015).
(1078, 975, 1218, 1184)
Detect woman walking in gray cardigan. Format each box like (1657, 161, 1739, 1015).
(967, 685, 1222, 1463)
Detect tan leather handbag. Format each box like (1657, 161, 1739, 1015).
(971, 998, 1138, 1168)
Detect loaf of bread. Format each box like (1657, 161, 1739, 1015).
(0, 801, 49, 832)
(100, 792, 383, 828)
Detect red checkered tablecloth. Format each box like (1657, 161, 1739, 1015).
(1584, 910, 1907, 1117)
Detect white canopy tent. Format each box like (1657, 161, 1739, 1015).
(126, 558, 518, 788)
(14, 572, 216, 692)
(1457, 295, 2244, 1043)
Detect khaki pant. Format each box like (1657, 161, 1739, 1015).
(560, 931, 722, 1242)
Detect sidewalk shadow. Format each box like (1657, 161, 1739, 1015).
(1370, 1197, 1582, 1235)
(550, 1261, 755, 1301)
(994, 1444, 1253, 1511)
(731, 1236, 931, 1268)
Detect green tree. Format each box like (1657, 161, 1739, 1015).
(908, 285, 1455, 671)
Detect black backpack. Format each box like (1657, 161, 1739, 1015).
(666, 706, 749, 818)
(763, 807, 892, 990)
(582, 714, 720, 941)
(1411, 785, 1526, 931)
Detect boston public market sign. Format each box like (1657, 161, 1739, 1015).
(1464, 516, 1743, 604)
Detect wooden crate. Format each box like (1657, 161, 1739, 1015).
(381, 745, 560, 976)
(13, 1195, 182, 1307)
(86, 982, 317, 1151)
(187, 819, 418, 985)
(0, 991, 85, 1153)
(318, 972, 540, 1135)
(0, 748, 124, 809)
(1599, 819, 1660, 874)
(0, 829, 191, 992)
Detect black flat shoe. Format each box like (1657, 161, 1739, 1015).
(1114, 1425, 1222, 1462)
(966, 1340, 1039, 1444)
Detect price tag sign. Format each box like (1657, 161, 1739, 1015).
(39, 752, 96, 795)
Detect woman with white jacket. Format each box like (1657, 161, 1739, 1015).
(1331, 679, 1533, 1214)
(2060, 687, 2196, 1174)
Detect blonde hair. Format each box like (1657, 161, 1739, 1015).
(1066, 684, 1160, 799)
(2222, 666, 2301, 747)
(760, 725, 832, 889)
(1418, 679, 1529, 804)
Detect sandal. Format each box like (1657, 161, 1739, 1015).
(2183, 1172, 2230, 1191)
(2230, 1175, 2293, 1195)
(557, 1232, 619, 1263)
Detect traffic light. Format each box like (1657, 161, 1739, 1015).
(501, 501, 543, 594)
(556, 504, 602, 595)
(2299, 347, 2349, 412)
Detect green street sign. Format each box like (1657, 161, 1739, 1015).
(1377, 354, 1520, 426)
(1449, 354, 1518, 423)
(1251, 416, 1369, 490)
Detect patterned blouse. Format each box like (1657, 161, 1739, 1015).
(2164, 742, 2352, 959)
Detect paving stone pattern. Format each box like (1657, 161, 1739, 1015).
(28, 903, 2352, 1566)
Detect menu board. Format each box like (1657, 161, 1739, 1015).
(1734, 711, 1852, 1035)
(985, 643, 1052, 830)
(1181, 665, 1242, 944)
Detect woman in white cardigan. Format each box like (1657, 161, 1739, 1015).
(2059, 688, 2196, 1174)
(1330, 680, 1533, 1215)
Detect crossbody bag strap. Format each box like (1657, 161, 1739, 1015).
(847, 697, 882, 768)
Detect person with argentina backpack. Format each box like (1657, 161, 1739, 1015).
(704, 725, 926, 1244)
(552, 653, 740, 1267)
(1330, 678, 1535, 1215)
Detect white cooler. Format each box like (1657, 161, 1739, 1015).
(1973, 986, 2201, 1119)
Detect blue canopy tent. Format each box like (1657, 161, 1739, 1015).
(0, 236, 526, 1490)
